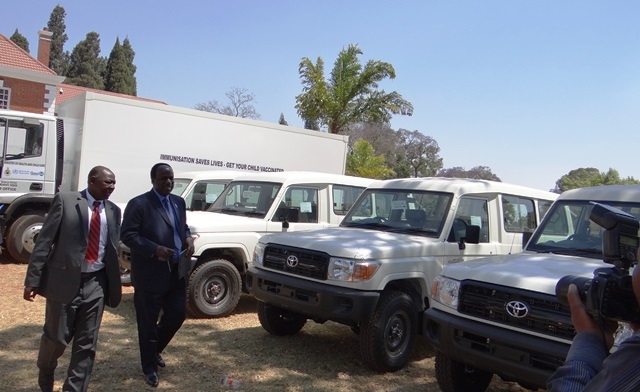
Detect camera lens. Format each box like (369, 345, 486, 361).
(556, 275, 592, 307)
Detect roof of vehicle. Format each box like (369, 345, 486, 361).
(0, 109, 56, 121)
(558, 184, 640, 202)
(225, 171, 374, 187)
(366, 177, 558, 200)
(173, 170, 243, 181)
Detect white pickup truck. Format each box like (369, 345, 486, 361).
(424, 184, 640, 392)
(181, 171, 373, 318)
(246, 177, 558, 372)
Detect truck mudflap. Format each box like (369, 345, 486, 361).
(246, 266, 380, 324)
(423, 307, 570, 390)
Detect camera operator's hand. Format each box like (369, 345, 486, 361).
(567, 284, 618, 350)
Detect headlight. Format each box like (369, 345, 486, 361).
(328, 257, 380, 282)
(253, 242, 266, 266)
(431, 276, 460, 309)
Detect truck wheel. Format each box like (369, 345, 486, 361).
(257, 300, 306, 335)
(435, 350, 493, 392)
(6, 213, 45, 264)
(359, 290, 417, 372)
(186, 258, 242, 318)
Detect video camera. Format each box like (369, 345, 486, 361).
(556, 203, 640, 323)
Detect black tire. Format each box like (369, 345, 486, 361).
(359, 290, 418, 372)
(186, 258, 242, 318)
(435, 350, 493, 392)
(6, 213, 45, 264)
(256, 300, 306, 335)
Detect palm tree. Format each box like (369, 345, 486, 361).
(295, 44, 413, 134)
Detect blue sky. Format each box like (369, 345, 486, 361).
(4, 1, 639, 191)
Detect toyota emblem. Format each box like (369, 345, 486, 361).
(505, 300, 529, 318)
(286, 255, 299, 268)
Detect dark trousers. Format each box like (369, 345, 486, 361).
(133, 269, 186, 375)
(37, 270, 107, 392)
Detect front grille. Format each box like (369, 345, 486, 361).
(459, 281, 575, 340)
(263, 244, 329, 280)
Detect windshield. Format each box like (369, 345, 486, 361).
(208, 181, 282, 218)
(172, 179, 191, 196)
(340, 188, 453, 237)
(527, 200, 640, 259)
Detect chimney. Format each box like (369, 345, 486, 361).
(37, 28, 53, 67)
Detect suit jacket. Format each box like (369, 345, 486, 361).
(24, 191, 122, 307)
(120, 190, 192, 292)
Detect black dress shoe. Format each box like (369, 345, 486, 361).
(145, 372, 159, 388)
(156, 354, 166, 368)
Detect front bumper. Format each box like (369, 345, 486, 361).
(246, 266, 380, 325)
(423, 307, 570, 389)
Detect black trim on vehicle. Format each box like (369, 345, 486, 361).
(246, 266, 380, 325)
(423, 307, 570, 389)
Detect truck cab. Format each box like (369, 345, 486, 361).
(0, 111, 61, 263)
(424, 184, 640, 392)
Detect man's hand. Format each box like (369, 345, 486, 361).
(567, 284, 618, 350)
(185, 237, 195, 258)
(23, 286, 37, 301)
(155, 245, 175, 261)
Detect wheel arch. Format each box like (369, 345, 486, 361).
(196, 246, 249, 275)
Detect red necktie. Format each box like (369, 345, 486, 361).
(86, 201, 101, 263)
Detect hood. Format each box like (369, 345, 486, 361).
(441, 252, 607, 295)
(261, 227, 441, 260)
(187, 211, 266, 232)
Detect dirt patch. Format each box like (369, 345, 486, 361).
(0, 256, 530, 391)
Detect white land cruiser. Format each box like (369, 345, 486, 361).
(246, 177, 558, 372)
(424, 184, 640, 392)
(180, 171, 372, 318)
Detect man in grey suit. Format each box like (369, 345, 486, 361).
(23, 166, 121, 392)
(121, 162, 194, 388)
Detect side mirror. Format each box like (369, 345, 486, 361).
(459, 225, 481, 250)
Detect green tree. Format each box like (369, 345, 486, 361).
(121, 37, 137, 95)
(47, 5, 69, 75)
(346, 139, 394, 179)
(554, 168, 640, 192)
(437, 166, 501, 181)
(194, 87, 260, 119)
(397, 129, 443, 178)
(295, 44, 413, 134)
(10, 29, 29, 53)
(346, 123, 403, 177)
(278, 113, 288, 125)
(105, 38, 136, 95)
(66, 32, 105, 89)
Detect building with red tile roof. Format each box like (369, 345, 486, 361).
(0, 29, 165, 115)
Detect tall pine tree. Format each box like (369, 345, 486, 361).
(66, 32, 104, 89)
(105, 38, 136, 95)
(10, 29, 29, 53)
(47, 5, 69, 75)
(121, 38, 137, 95)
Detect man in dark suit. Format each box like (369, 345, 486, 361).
(23, 166, 121, 392)
(120, 163, 194, 388)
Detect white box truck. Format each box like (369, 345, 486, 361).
(0, 92, 352, 263)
